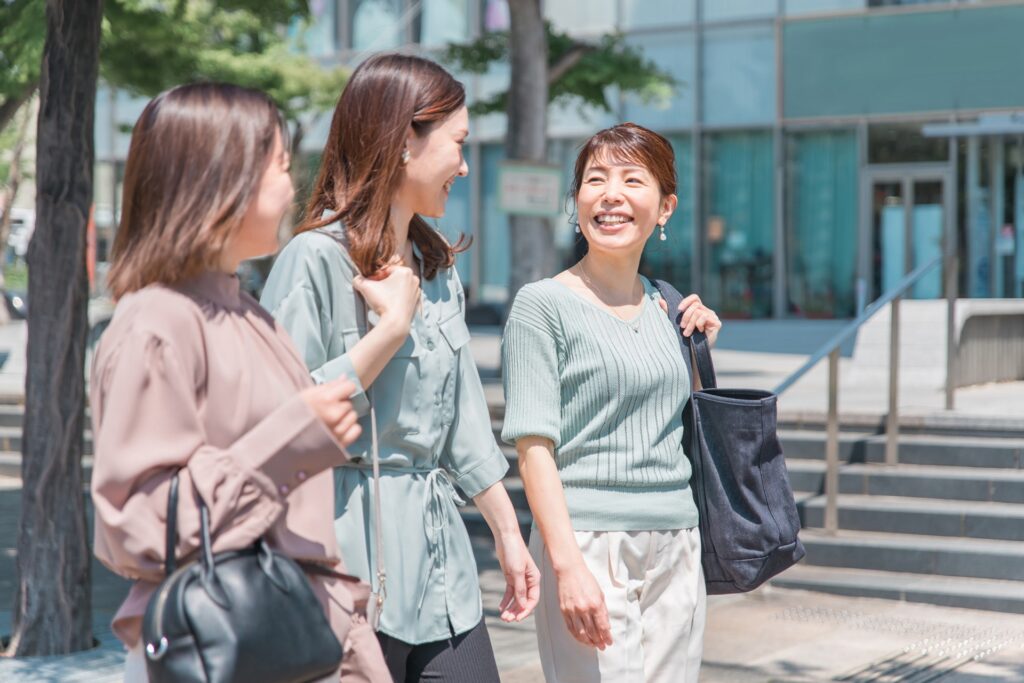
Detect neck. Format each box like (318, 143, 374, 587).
(389, 201, 414, 264)
(579, 248, 643, 304)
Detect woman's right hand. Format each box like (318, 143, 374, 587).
(301, 377, 362, 448)
(555, 562, 613, 650)
(352, 262, 420, 332)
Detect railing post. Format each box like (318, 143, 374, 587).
(825, 348, 840, 534)
(945, 253, 958, 410)
(886, 297, 900, 466)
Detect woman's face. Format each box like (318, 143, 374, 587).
(399, 106, 470, 219)
(576, 150, 676, 256)
(232, 128, 295, 263)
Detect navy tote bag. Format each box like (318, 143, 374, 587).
(655, 279, 805, 595)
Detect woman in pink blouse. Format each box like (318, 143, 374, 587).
(89, 83, 391, 682)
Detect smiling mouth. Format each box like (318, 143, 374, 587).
(594, 214, 633, 227)
(443, 178, 454, 194)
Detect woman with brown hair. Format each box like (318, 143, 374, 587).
(502, 123, 722, 682)
(260, 53, 538, 682)
(90, 82, 391, 681)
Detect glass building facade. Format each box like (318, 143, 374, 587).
(93, 0, 1024, 316)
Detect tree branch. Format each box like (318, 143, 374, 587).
(0, 80, 38, 135)
(548, 43, 594, 85)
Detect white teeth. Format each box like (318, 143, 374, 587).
(596, 215, 631, 225)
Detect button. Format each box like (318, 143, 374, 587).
(279, 483, 290, 496)
(426, 339, 435, 350)
(296, 470, 307, 482)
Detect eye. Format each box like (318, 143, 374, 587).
(585, 175, 605, 184)
(626, 176, 643, 184)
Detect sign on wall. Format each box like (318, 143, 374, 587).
(498, 162, 564, 217)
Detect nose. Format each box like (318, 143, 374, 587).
(602, 179, 625, 203)
(458, 157, 469, 177)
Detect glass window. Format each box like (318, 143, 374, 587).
(785, 0, 864, 15)
(296, 0, 338, 56)
(544, 0, 617, 35)
(640, 135, 695, 292)
(702, 24, 776, 127)
(621, 0, 694, 28)
(622, 30, 696, 130)
(703, 131, 775, 318)
(868, 124, 948, 164)
(416, 0, 470, 46)
(350, 0, 403, 51)
(480, 143, 510, 302)
(868, 0, 951, 7)
(786, 130, 858, 318)
(703, 0, 776, 22)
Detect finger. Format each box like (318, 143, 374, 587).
(498, 586, 515, 622)
(657, 298, 668, 314)
(333, 407, 359, 436)
(678, 294, 701, 312)
(338, 422, 362, 446)
(580, 612, 604, 650)
(323, 377, 357, 401)
(594, 605, 613, 647)
(693, 311, 709, 332)
(513, 569, 528, 612)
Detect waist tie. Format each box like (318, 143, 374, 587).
(346, 464, 465, 612)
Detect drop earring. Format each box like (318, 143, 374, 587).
(574, 222, 581, 234)
(401, 149, 411, 165)
(658, 223, 667, 241)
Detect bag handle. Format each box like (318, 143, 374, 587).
(652, 279, 717, 390)
(358, 296, 386, 630)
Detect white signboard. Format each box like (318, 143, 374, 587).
(498, 162, 563, 217)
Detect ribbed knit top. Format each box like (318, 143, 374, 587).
(501, 277, 699, 531)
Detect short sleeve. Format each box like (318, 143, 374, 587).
(500, 285, 562, 448)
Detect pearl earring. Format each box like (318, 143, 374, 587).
(574, 223, 581, 234)
(658, 223, 667, 241)
(401, 149, 411, 165)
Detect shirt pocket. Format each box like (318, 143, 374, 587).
(438, 312, 470, 354)
(342, 329, 420, 436)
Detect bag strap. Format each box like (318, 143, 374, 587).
(164, 472, 180, 576)
(358, 296, 386, 628)
(651, 279, 717, 390)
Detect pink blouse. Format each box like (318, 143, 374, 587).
(90, 271, 360, 654)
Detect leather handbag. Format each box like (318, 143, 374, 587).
(654, 279, 805, 595)
(141, 473, 345, 683)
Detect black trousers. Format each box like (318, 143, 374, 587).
(376, 619, 501, 683)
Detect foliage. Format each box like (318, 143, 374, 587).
(442, 22, 678, 117)
(0, 0, 45, 131)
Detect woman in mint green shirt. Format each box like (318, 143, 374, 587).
(502, 124, 722, 683)
(261, 54, 538, 683)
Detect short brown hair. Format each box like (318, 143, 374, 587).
(298, 53, 469, 280)
(107, 82, 287, 299)
(570, 122, 677, 203)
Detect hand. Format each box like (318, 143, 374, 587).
(300, 377, 362, 448)
(555, 562, 613, 650)
(494, 533, 541, 622)
(352, 260, 420, 332)
(678, 294, 722, 347)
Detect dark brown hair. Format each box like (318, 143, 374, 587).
(570, 122, 677, 202)
(298, 53, 469, 279)
(108, 82, 287, 299)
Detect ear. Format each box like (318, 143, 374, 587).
(405, 125, 423, 156)
(659, 193, 678, 226)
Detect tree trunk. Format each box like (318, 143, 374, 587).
(7, 0, 102, 656)
(505, 0, 555, 306)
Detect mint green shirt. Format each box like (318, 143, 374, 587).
(260, 222, 508, 645)
(501, 277, 698, 531)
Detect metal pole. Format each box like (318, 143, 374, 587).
(946, 253, 958, 409)
(825, 348, 840, 534)
(886, 297, 900, 466)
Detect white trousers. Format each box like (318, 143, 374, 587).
(529, 528, 706, 683)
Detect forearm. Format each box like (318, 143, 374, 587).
(346, 316, 409, 390)
(517, 437, 584, 574)
(473, 481, 522, 541)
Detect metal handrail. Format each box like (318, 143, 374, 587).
(773, 253, 956, 534)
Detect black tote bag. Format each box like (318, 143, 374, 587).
(654, 279, 805, 595)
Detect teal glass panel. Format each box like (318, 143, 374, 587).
(703, 24, 776, 126)
(545, 0, 616, 34)
(912, 203, 943, 299)
(704, 0, 776, 22)
(785, 0, 864, 15)
(786, 130, 858, 318)
(784, 5, 1024, 118)
(417, 0, 469, 46)
(351, 0, 402, 51)
(429, 173, 472, 286)
(294, 0, 337, 56)
(621, 0, 694, 28)
(704, 131, 774, 318)
(640, 136, 694, 293)
(623, 31, 696, 129)
(480, 144, 510, 302)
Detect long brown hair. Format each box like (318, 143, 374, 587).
(108, 82, 287, 299)
(299, 53, 469, 279)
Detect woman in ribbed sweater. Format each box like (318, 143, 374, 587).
(501, 123, 722, 683)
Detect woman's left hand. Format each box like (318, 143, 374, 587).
(494, 533, 541, 622)
(678, 294, 722, 347)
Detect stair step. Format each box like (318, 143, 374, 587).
(786, 460, 1024, 503)
(0, 452, 94, 481)
(799, 529, 1024, 581)
(771, 565, 1024, 614)
(0, 426, 94, 456)
(780, 431, 1024, 469)
(799, 494, 1024, 541)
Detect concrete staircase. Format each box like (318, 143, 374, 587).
(471, 387, 1024, 615)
